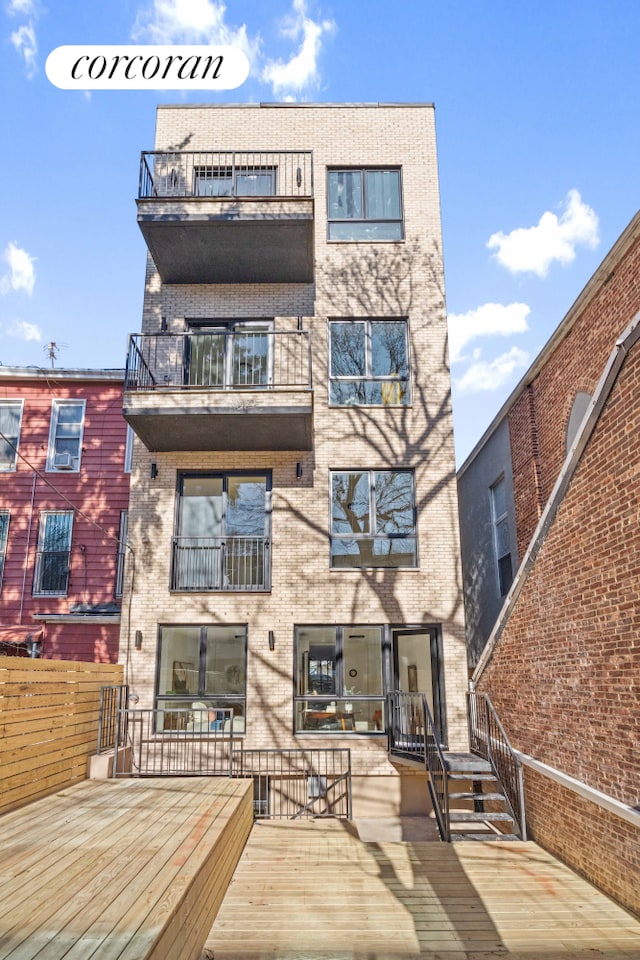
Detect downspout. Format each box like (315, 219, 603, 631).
(19, 471, 37, 625)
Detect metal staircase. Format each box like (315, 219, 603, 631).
(387, 690, 526, 842)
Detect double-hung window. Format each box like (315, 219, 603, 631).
(0, 511, 9, 590)
(330, 470, 417, 568)
(327, 168, 403, 240)
(490, 476, 513, 597)
(47, 400, 85, 472)
(33, 511, 73, 596)
(329, 319, 410, 405)
(0, 401, 23, 471)
(295, 625, 385, 733)
(172, 472, 271, 591)
(156, 624, 246, 731)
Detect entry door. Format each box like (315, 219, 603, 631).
(392, 628, 446, 744)
(186, 321, 272, 388)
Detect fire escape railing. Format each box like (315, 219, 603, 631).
(468, 690, 527, 840)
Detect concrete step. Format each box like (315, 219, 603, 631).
(443, 751, 493, 774)
(448, 791, 506, 802)
(447, 772, 497, 782)
(449, 811, 513, 823)
(451, 832, 521, 842)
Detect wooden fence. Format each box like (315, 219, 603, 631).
(0, 656, 124, 815)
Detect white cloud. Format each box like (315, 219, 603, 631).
(448, 301, 530, 363)
(1, 242, 36, 296)
(6, 319, 41, 341)
(455, 346, 530, 393)
(6, 0, 36, 14)
(487, 190, 600, 277)
(261, 0, 336, 98)
(10, 20, 37, 76)
(132, 0, 260, 62)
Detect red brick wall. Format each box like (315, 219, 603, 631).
(0, 377, 130, 662)
(508, 231, 640, 555)
(522, 767, 639, 918)
(477, 337, 640, 912)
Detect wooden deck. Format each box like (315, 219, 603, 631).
(0, 777, 253, 960)
(206, 819, 640, 959)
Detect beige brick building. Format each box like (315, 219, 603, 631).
(120, 103, 467, 815)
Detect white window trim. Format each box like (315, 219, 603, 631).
(46, 399, 86, 473)
(33, 510, 74, 597)
(0, 399, 24, 473)
(124, 425, 134, 473)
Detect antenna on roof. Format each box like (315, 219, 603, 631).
(43, 341, 68, 368)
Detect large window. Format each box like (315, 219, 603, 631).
(172, 472, 271, 591)
(490, 477, 513, 597)
(295, 625, 385, 733)
(186, 321, 272, 389)
(33, 512, 73, 596)
(47, 400, 85, 472)
(327, 168, 403, 241)
(156, 624, 246, 730)
(0, 511, 9, 590)
(330, 470, 417, 568)
(329, 319, 409, 405)
(0, 401, 23, 471)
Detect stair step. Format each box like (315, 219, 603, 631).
(452, 832, 521, 842)
(447, 772, 497, 782)
(448, 791, 505, 802)
(449, 811, 513, 823)
(443, 752, 492, 774)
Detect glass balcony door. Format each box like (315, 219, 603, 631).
(186, 321, 273, 389)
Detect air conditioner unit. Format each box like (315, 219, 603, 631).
(53, 452, 74, 470)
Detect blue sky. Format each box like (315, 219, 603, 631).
(1, 0, 638, 464)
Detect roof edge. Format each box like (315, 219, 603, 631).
(0, 367, 125, 381)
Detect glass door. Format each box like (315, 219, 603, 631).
(392, 627, 446, 743)
(186, 321, 272, 388)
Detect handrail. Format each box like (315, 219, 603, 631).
(387, 691, 450, 842)
(138, 150, 314, 200)
(468, 691, 527, 840)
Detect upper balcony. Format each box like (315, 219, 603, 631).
(123, 329, 313, 452)
(137, 150, 314, 284)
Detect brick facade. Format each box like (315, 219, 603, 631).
(120, 104, 468, 814)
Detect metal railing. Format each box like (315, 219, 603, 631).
(170, 536, 270, 592)
(98, 684, 129, 753)
(105, 700, 236, 777)
(124, 330, 312, 393)
(468, 691, 527, 840)
(139, 150, 313, 200)
(387, 691, 450, 841)
(232, 749, 352, 820)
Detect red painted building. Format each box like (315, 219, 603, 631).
(0, 368, 131, 662)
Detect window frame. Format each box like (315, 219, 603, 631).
(171, 470, 272, 592)
(329, 469, 418, 570)
(155, 622, 248, 728)
(114, 509, 128, 598)
(0, 400, 24, 472)
(328, 318, 411, 406)
(294, 623, 388, 735)
(124, 425, 134, 473)
(327, 167, 404, 242)
(33, 510, 74, 597)
(46, 399, 86, 473)
(0, 511, 10, 591)
(490, 475, 513, 598)
(194, 166, 277, 198)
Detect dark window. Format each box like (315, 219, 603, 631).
(172, 472, 271, 591)
(295, 625, 385, 733)
(329, 319, 409, 405)
(33, 512, 73, 596)
(194, 166, 276, 197)
(0, 402, 22, 471)
(331, 470, 417, 568)
(156, 624, 246, 731)
(186, 321, 272, 389)
(327, 168, 403, 240)
(115, 510, 128, 598)
(491, 477, 513, 597)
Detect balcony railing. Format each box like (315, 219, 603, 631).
(170, 536, 270, 592)
(124, 331, 312, 393)
(139, 150, 313, 200)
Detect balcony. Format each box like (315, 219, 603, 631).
(123, 330, 313, 452)
(170, 536, 270, 592)
(137, 150, 314, 284)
